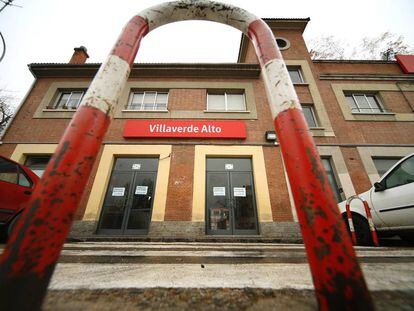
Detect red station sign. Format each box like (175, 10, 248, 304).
(123, 120, 247, 139)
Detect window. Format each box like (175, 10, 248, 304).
(126, 91, 168, 111)
(372, 157, 402, 177)
(207, 91, 246, 111)
(53, 91, 85, 109)
(25, 155, 51, 177)
(384, 155, 414, 189)
(302, 106, 318, 128)
(322, 158, 343, 202)
(0, 157, 31, 187)
(275, 37, 290, 50)
(288, 68, 305, 84)
(345, 93, 385, 114)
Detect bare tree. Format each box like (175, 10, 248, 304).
(308, 32, 414, 60)
(309, 35, 346, 60)
(359, 32, 414, 60)
(0, 91, 13, 133)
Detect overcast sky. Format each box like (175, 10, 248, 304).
(0, 0, 413, 107)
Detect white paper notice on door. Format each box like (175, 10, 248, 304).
(132, 163, 141, 170)
(233, 187, 246, 197)
(213, 187, 226, 196)
(135, 186, 148, 195)
(112, 187, 125, 197)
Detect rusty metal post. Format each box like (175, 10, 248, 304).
(0, 1, 374, 310)
(0, 15, 149, 311)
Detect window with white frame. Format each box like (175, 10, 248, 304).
(127, 91, 169, 111)
(345, 93, 385, 114)
(53, 90, 85, 109)
(302, 106, 318, 128)
(288, 67, 305, 84)
(207, 91, 246, 111)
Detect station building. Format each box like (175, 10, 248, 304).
(1, 18, 413, 240)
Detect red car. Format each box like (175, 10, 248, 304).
(0, 155, 39, 238)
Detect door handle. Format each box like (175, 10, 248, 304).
(232, 198, 237, 209)
(23, 190, 32, 195)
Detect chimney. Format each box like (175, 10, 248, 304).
(69, 46, 89, 64)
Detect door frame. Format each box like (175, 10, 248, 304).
(82, 145, 171, 225)
(192, 146, 273, 226)
(205, 158, 259, 236)
(97, 157, 159, 235)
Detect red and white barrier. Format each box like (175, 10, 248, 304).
(346, 195, 380, 246)
(345, 201, 358, 245)
(0, 1, 373, 310)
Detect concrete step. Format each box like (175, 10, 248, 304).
(69, 236, 303, 243)
(52, 242, 414, 264)
(2, 242, 414, 264)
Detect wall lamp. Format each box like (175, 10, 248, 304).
(265, 130, 277, 142)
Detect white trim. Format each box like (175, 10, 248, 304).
(81, 55, 130, 115)
(275, 37, 291, 51)
(262, 59, 302, 120)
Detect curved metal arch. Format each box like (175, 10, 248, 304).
(0, 1, 373, 310)
(85, 0, 287, 119)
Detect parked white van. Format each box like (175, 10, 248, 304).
(338, 153, 414, 245)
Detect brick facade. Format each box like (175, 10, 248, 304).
(1, 18, 413, 239)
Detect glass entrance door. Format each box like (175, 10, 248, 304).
(206, 158, 259, 235)
(98, 158, 158, 235)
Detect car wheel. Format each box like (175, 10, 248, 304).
(7, 214, 21, 239)
(342, 213, 373, 246)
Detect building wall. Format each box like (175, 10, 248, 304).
(164, 145, 194, 221)
(1, 19, 413, 239)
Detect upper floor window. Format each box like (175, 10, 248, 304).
(302, 106, 318, 128)
(126, 91, 168, 111)
(345, 93, 385, 114)
(288, 68, 305, 84)
(53, 90, 85, 109)
(207, 91, 246, 111)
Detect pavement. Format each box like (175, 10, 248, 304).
(2, 241, 414, 310)
(48, 242, 414, 289)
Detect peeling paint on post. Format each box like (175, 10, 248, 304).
(0, 1, 374, 310)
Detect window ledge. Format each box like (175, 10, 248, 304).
(293, 82, 309, 86)
(351, 112, 395, 116)
(309, 126, 325, 130)
(121, 109, 169, 113)
(42, 108, 77, 112)
(203, 110, 251, 113)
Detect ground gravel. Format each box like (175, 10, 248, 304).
(43, 288, 414, 311)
